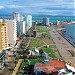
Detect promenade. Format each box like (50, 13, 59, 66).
(50, 27, 75, 67)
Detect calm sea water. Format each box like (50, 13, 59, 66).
(63, 24, 75, 46)
(64, 24, 75, 38)
(32, 16, 75, 22)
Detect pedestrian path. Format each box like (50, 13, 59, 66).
(12, 59, 23, 75)
(12, 38, 31, 75)
(50, 28, 75, 67)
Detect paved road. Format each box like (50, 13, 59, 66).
(0, 67, 12, 75)
(0, 39, 23, 75)
(50, 27, 75, 67)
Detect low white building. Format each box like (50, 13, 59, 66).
(0, 19, 3, 22)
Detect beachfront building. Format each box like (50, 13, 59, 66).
(42, 17, 49, 26)
(5, 19, 17, 46)
(17, 21, 26, 36)
(0, 22, 8, 50)
(25, 15, 32, 31)
(13, 12, 24, 22)
(56, 20, 60, 26)
(0, 22, 8, 70)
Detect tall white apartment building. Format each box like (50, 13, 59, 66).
(57, 20, 60, 26)
(43, 17, 49, 26)
(13, 12, 24, 22)
(17, 21, 26, 36)
(25, 15, 32, 30)
(5, 19, 17, 46)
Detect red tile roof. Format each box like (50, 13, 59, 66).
(50, 59, 65, 69)
(36, 63, 57, 73)
(35, 59, 65, 73)
(44, 67, 56, 73)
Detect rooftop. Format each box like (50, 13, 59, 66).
(50, 59, 65, 69)
(36, 63, 57, 73)
(35, 59, 65, 74)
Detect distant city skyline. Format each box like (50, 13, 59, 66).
(0, 0, 74, 16)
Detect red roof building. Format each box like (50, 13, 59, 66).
(50, 59, 65, 69)
(34, 59, 65, 75)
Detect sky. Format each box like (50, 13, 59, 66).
(0, 0, 75, 16)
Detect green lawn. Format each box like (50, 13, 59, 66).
(37, 26, 50, 33)
(41, 47, 57, 58)
(30, 38, 44, 48)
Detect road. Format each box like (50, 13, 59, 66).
(50, 27, 75, 67)
(0, 37, 29, 75)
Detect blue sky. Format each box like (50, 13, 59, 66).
(0, 0, 74, 16)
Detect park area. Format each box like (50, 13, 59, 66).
(17, 26, 62, 75)
(17, 56, 44, 75)
(29, 26, 61, 59)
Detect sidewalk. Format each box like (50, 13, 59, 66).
(12, 38, 31, 75)
(12, 59, 23, 75)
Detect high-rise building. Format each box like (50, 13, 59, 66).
(17, 21, 26, 36)
(0, 22, 8, 69)
(43, 17, 49, 26)
(0, 22, 8, 50)
(57, 20, 60, 26)
(25, 15, 32, 30)
(13, 12, 24, 22)
(5, 19, 17, 46)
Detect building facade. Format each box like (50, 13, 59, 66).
(5, 19, 17, 46)
(56, 20, 60, 26)
(0, 22, 8, 50)
(13, 12, 24, 22)
(0, 22, 8, 70)
(25, 15, 32, 31)
(43, 17, 49, 26)
(17, 21, 26, 36)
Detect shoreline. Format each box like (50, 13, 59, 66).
(50, 27, 75, 67)
(58, 30, 75, 47)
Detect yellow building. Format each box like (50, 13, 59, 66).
(0, 22, 8, 50)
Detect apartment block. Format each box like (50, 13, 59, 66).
(0, 22, 8, 50)
(17, 21, 26, 36)
(25, 15, 32, 31)
(5, 19, 17, 46)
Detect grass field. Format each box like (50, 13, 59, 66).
(37, 26, 50, 33)
(40, 47, 57, 58)
(30, 38, 44, 48)
(29, 26, 60, 59)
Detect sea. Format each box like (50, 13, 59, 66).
(62, 24, 75, 47)
(32, 16, 75, 22)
